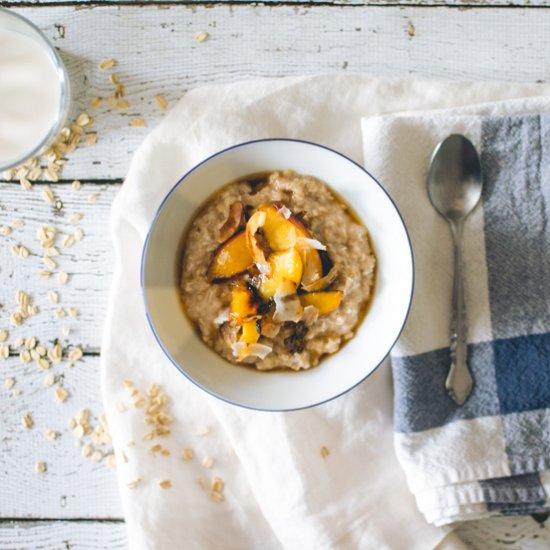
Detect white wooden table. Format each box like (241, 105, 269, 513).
(1, 1, 550, 548)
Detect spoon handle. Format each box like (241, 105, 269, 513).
(446, 221, 473, 405)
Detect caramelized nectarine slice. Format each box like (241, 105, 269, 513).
(257, 204, 307, 251)
(259, 248, 303, 300)
(239, 318, 261, 344)
(299, 248, 323, 287)
(208, 231, 253, 281)
(299, 291, 343, 315)
(229, 282, 259, 323)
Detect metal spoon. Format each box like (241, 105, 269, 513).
(427, 134, 483, 405)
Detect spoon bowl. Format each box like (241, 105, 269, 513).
(427, 134, 483, 405)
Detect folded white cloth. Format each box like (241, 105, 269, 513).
(101, 75, 550, 549)
(362, 101, 550, 526)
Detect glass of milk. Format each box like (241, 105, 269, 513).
(0, 8, 71, 171)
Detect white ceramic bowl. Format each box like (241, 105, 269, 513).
(142, 139, 413, 411)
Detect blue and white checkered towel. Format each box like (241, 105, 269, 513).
(362, 103, 550, 526)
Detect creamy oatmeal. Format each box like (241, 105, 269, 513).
(180, 170, 376, 371)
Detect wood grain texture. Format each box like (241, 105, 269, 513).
(0, 520, 127, 549)
(0, 355, 123, 519)
(3, 4, 550, 180)
(0, 182, 117, 351)
(456, 516, 550, 549)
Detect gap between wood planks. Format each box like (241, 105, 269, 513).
(0, 518, 124, 524)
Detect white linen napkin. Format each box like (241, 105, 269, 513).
(101, 75, 550, 549)
(361, 101, 550, 527)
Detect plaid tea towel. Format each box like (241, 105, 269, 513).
(362, 107, 550, 526)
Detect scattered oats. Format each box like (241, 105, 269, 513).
(320, 446, 330, 459)
(4, 377, 15, 389)
(134, 397, 145, 408)
(35, 344, 46, 356)
(71, 179, 81, 191)
(91, 450, 103, 463)
(29, 305, 39, 316)
(28, 167, 42, 180)
(12, 218, 24, 229)
(68, 347, 83, 362)
(46, 246, 60, 257)
(114, 84, 125, 99)
(86, 133, 97, 146)
(16, 291, 29, 307)
(202, 456, 214, 469)
(161, 448, 170, 457)
(46, 430, 58, 440)
(99, 58, 116, 70)
(81, 443, 92, 457)
(20, 177, 32, 191)
(40, 270, 53, 279)
(48, 343, 63, 362)
(73, 424, 84, 438)
(58, 272, 69, 285)
(87, 193, 98, 202)
(55, 386, 69, 402)
(76, 113, 91, 127)
(107, 453, 117, 468)
(197, 478, 208, 490)
(48, 290, 59, 304)
(89, 96, 103, 109)
(44, 373, 56, 387)
(11, 389, 21, 397)
(62, 235, 75, 250)
(19, 350, 31, 364)
(182, 448, 193, 461)
(194, 31, 209, 42)
(130, 118, 145, 128)
(116, 402, 127, 413)
(22, 414, 33, 429)
(25, 336, 36, 349)
(155, 95, 168, 110)
(150, 443, 162, 453)
(41, 187, 55, 203)
(69, 213, 82, 224)
(66, 362, 74, 369)
(37, 357, 50, 370)
(54, 308, 66, 319)
(42, 256, 57, 270)
(68, 418, 76, 429)
(109, 73, 119, 85)
(62, 327, 71, 337)
(9, 312, 22, 327)
(35, 462, 47, 474)
(123, 379, 134, 388)
(10, 244, 19, 256)
(127, 478, 141, 490)
(116, 100, 129, 110)
(0, 330, 7, 342)
(0, 225, 12, 236)
(74, 227, 84, 242)
(159, 480, 172, 490)
(19, 245, 30, 258)
(195, 425, 209, 436)
(68, 308, 79, 318)
(211, 491, 225, 503)
(107, 96, 117, 108)
(13, 337, 24, 349)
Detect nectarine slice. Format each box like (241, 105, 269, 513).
(229, 282, 259, 323)
(259, 248, 303, 300)
(299, 291, 343, 315)
(239, 318, 261, 344)
(208, 231, 253, 281)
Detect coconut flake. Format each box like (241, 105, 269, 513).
(301, 305, 320, 326)
(278, 205, 292, 219)
(232, 341, 272, 361)
(296, 237, 327, 251)
(213, 308, 230, 325)
(273, 290, 303, 323)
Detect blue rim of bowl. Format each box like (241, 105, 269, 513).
(0, 8, 71, 172)
(140, 138, 415, 412)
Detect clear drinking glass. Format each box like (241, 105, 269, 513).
(0, 8, 71, 171)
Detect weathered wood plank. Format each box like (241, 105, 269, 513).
(456, 516, 550, 549)
(3, 4, 550, 180)
(4, 0, 550, 7)
(0, 520, 127, 549)
(0, 182, 117, 351)
(0, 355, 123, 519)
